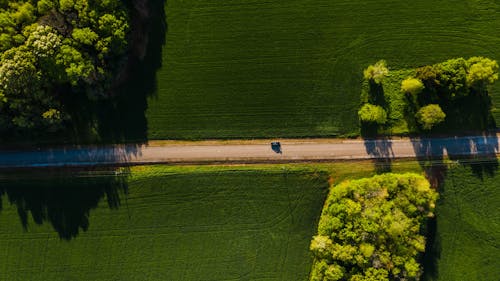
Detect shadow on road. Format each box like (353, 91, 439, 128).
(410, 132, 499, 186)
(363, 138, 394, 173)
(0, 145, 143, 168)
(0, 168, 128, 240)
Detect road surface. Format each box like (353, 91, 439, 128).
(0, 135, 498, 168)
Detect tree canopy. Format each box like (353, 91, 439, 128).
(401, 78, 424, 95)
(0, 0, 129, 134)
(363, 60, 389, 85)
(358, 103, 387, 125)
(416, 104, 446, 130)
(310, 173, 438, 281)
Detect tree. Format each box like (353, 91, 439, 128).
(363, 60, 389, 84)
(309, 173, 438, 281)
(401, 77, 424, 95)
(415, 65, 441, 90)
(358, 103, 387, 124)
(435, 57, 468, 98)
(416, 104, 446, 130)
(72, 27, 99, 46)
(466, 57, 499, 88)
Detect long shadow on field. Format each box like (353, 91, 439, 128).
(66, 0, 168, 144)
(0, 169, 128, 240)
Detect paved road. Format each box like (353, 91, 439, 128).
(0, 135, 498, 168)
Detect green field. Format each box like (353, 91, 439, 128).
(424, 164, 500, 281)
(0, 167, 328, 280)
(146, 0, 500, 139)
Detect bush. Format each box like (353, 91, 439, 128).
(401, 77, 424, 95)
(358, 103, 387, 124)
(309, 173, 438, 281)
(363, 60, 389, 84)
(416, 104, 446, 130)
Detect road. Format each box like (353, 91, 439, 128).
(0, 135, 498, 168)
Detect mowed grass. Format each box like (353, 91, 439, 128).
(0, 168, 328, 281)
(147, 0, 500, 139)
(424, 164, 500, 281)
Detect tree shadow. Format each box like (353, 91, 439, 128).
(90, 0, 168, 144)
(411, 133, 499, 279)
(0, 144, 142, 168)
(368, 81, 387, 108)
(440, 92, 496, 133)
(421, 216, 440, 281)
(0, 168, 128, 240)
(363, 138, 394, 173)
(410, 133, 499, 185)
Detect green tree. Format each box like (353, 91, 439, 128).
(466, 57, 499, 88)
(363, 60, 389, 84)
(72, 27, 99, 46)
(436, 57, 468, 98)
(416, 104, 446, 130)
(401, 78, 424, 95)
(358, 103, 387, 124)
(415, 65, 441, 90)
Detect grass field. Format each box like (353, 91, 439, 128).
(146, 0, 500, 139)
(0, 167, 328, 281)
(423, 164, 500, 281)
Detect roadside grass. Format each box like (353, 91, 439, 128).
(147, 0, 500, 139)
(423, 163, 500, 281)
(0, 162, 422, 281)
(4, 160, 499, 281)
(0, 166, 329, 281)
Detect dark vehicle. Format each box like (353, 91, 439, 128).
(271, 142, 282, 154)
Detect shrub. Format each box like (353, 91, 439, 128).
(416, 104, 446, 130)
(363, 60, 389, 84)
(401, 77, 424, 95)
(309, 173, 438, 281)
(358, 103, 387, 124)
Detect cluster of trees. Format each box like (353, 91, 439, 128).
(309, 173, 438, 281)
(402, 57, 498, 130)
(359, 57, 498, 132)
(0, 0, 129, 133)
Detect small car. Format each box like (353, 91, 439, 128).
(271, 142, 282, 154)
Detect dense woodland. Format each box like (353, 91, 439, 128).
(0, 0, 129, 134)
